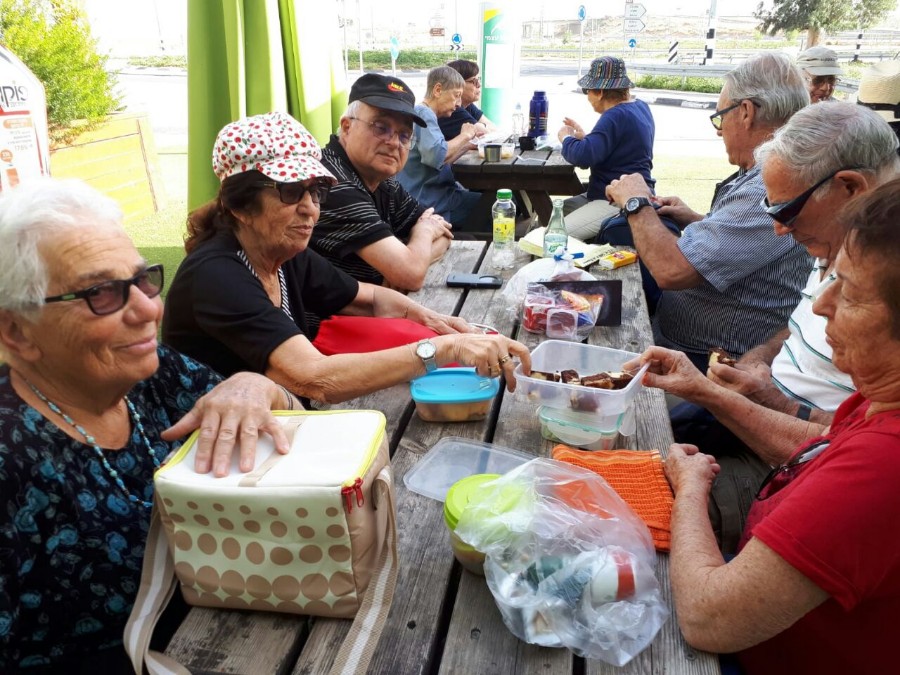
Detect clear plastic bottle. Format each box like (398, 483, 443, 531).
(542, 199, 568, 258)
(512, 103, 525, 138)
(492, 188, 516, 269)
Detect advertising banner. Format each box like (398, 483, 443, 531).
(0, 46, 50, 193)
(478, 3, 520, 128)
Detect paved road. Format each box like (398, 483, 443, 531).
(116, 64, 725, 162)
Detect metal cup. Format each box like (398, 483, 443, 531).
(483, 143, 501, 162)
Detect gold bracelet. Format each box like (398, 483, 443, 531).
(279, 385, 294, 411)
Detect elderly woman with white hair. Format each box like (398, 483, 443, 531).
(397, 65, 492, 233)
(0, 179, 298, 671)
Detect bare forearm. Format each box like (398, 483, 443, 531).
(268, 345, 424, 403)
(740, 329, 789, 367)
(444, 136, 473, 164)
(627, 210, 701, 289)
(669, 486, 727, 642)
(694, 386, 825, 464)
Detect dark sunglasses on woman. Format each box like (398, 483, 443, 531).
(756, 438, 830, 501)
(256, 179, 331, 206)
(44, 264, 165, 316)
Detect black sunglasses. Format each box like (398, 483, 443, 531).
(709, 99, 760, 130)
(756, 439, 830, 501)
(762, 169, 845, 228)
(256, 179, 331, 206)
(44, 264, 164, 316)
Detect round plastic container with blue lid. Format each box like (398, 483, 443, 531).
(410, 367, 500, 422)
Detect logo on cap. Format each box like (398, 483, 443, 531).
(388, 82, 406, 93)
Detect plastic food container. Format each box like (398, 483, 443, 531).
(477, 142, 515, 159)
(403, 437, 531, 502)
(443, 473, 499, 575)
(538, 405, 635, 450)
(514, 341, 649, 415)
(410, 367, 500, 422)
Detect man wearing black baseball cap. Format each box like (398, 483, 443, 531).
(309, 74, 454, 293)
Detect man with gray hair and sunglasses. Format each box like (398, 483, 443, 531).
(624, 101, 900, 554)
(310, 74, 454, 293)
(606, 52, 812, 374)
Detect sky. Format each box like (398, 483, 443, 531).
(81, 0, 896, 57)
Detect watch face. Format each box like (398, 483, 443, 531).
(417, 340, 436, 359)
(626, 197, 640, 212)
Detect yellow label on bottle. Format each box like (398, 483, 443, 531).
(493, 217, 515, 240)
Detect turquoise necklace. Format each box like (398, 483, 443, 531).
(23, 377, 161, 509)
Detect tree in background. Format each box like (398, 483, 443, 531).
(0, 0, 120, 145)
(755, 0, 897, 47)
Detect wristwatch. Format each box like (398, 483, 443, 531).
(624, 196, 652, 217)
(415, 339, 438, 373)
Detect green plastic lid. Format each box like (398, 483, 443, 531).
(444, 474, 500, 531)
(496, 189, 513, 200)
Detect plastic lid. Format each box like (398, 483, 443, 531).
(496, 189, 513, 200)
(410, 367, 499, 404)
(532, 91, 546, 97)
(539, 405, 624, 433)
(403, 436, 532, 502)
(444, 473, 500, 530)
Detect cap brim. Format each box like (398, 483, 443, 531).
(576, 75, 634, 90)
(803, 66, 844, 76)
(356, 94, 427, 126)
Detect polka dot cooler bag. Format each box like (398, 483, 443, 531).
(125, 410, 397, 675)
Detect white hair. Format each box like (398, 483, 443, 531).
(724, 52, 810, 127)
(756, 101, 900, 196)
(0, 178, 123, 315)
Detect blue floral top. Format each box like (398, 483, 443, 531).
(0, 346, 220, 670)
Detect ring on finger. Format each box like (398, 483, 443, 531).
(498, 354, 511, 366)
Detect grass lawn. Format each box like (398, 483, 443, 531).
(127, 151, 734, 297)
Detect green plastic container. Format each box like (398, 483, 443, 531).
(443, 474, 500, 575)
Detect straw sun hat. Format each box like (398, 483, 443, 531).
(857, 61, 900, 125)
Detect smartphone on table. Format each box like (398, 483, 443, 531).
(446, 273, 503, 289)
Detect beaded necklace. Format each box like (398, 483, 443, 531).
(23, 377, 161, 509)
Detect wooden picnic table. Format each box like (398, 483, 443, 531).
(453, 148, 584, 225)
(164, 241, 720, 675)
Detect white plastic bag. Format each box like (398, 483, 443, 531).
(454, 458, 668, 666)
(501, 257, 595, 322)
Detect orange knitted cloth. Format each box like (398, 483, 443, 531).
(551, 445, 674, 552)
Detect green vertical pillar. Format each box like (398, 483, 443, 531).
(478, 2, 520, 131)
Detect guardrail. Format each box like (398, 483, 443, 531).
(628, 61, 859, 94)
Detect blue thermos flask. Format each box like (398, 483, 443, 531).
(528, 91, 548, 138)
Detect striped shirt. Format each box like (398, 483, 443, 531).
(654, 165, 813, 358)
(771, 261, 855, 411)
(310, 135, 425, 287)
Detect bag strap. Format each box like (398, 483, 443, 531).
(328, 466, 398, 675)
(123, 504, 190, 674)
(124, 468, 398, 675)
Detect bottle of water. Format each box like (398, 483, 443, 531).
(543, 199, 568, 258)
(492, 189, 516, 269)
(512, 103, 525, 138)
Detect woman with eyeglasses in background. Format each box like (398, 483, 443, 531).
(555, 55, 656, 241)
(623, 179, 900, 674)
(439, 59, 496, 141)
(163, 112, 530, 405)
(0, 178, 301, 672)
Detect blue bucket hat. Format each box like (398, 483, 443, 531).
(577, 56, 633, 90)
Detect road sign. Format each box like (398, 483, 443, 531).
(429, 27, 444, 37)
(624, 4, 646, 19)
(449, 43, 462, 52)
(628, 38, 637, 49)
(624, 19, 645, 33)
(577, 5, 586, 21)
(451, 33, 461, 45)
(389, 37, 400, 60)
